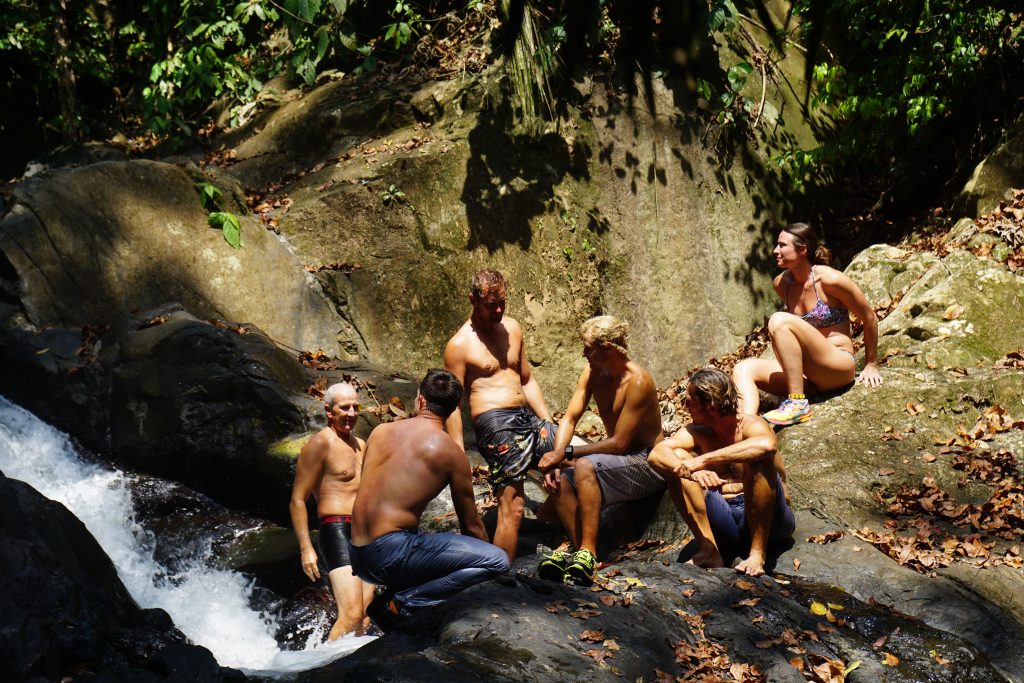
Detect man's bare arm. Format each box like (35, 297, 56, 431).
(289, 436, 326, 581)
(537, 367, 592, 472)
(447, 443, 488, 542)
(647, 428, 698, 471)
(681, 418, 777, 476)
(443, 338, 468, 450)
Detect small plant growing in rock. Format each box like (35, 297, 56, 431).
(381, 184, 407, 206)
(194, 181, 242, 249)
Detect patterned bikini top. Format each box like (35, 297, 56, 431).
(787, 267, 849, 329)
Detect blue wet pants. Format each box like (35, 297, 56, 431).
(350, 529, 510, 609)
(704, 475, 795, 561)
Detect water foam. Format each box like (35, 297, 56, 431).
(0, 395, 372, 672)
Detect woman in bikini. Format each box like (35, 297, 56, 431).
(732, 222, 882, 425)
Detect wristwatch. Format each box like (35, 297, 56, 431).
(564, 444, 574, 460)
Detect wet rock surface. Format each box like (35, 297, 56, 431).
(0, 471, 241, 682)
(292, 552, 1004, 683)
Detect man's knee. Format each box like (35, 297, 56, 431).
(482, 545, 511, 575)
(573, 457, 597, 482)
(497, 484, 526, 519)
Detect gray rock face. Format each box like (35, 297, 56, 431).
(218, 60, 813, 404)
(298, 555, 1004, 682)
(0, 159, 348, 357)
(956, 116, 1024, 217)
(0, 471, 237, 682)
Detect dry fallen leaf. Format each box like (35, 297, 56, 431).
(793, 557, 802, 572)
(943, 303, 965, 320)
(882, 652, 900, 666)
(579, 629, 606, 642)
(810, 601, 829, 616)
(603, 639, 620, 651)
(921, 453, 937, 462)
(583, 648, 613, 664)
(879, 467, 896, 476)
(734, 579, 757, 591)
(681, 588, 696, 598)
(733, 597, 761, 608)
(872, 635, 887, 649)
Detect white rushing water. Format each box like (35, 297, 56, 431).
(0, 395, 374, 673)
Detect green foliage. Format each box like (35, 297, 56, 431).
(381, 183, 407, 205)
(2, 1, 472, 147)
(781, 0, 1024, 192)
(195, 181, 223, 210)
(209, 211, 243, 248)
(383, 1, 422, 50)
(195, 181, 242, 248)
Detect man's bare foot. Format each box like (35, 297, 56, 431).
(328, 621, 357, 641)
(734, 553, 766, 576)
(687, 545, 724, 569)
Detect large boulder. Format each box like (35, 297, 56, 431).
(108, 307, 315, 523)
(774, 242, 1024, 677)
(0, 302, 318, 524)
(0, 471, 238, 682)
(955, 115, 1024, 218)
(0, 159, 348, 357)
(299, 555, 1004, 682)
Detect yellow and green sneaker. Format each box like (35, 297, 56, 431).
(538, 549, 571, 582)
(565, 548, 597, 586)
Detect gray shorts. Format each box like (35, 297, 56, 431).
(561, 451, 665, 507)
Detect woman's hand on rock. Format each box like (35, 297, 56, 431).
(857, 363, 883, 387)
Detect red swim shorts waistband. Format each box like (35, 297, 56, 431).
(319, 514, 352, 524)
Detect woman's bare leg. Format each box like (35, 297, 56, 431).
(732, 358, 788, 415)
(767, 312, 855, 396)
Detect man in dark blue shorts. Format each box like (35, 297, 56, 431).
(350, 369, 509, 630)
(444, 269, 555, 560)
(648, 368, 795, 576)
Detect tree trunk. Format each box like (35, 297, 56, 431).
(51, 0, 83, 142)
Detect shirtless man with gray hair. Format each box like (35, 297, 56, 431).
(444, 269, 555, 561)
(289, 382, 375, 638)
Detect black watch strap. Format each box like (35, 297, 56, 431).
(564, 444, 574, 460)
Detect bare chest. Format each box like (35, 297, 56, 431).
(465, 337, 520, 379)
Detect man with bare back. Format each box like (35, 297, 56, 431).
(289, 382, 375, 639)
(443, 269, 555, 561)
(535, 316, 666, 585)
(647, 368, 795, 577)
(350, 369, 509, 630)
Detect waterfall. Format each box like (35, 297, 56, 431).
(0, 395, 374, 674)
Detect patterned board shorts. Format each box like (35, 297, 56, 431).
(473, 406, 557, 488)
